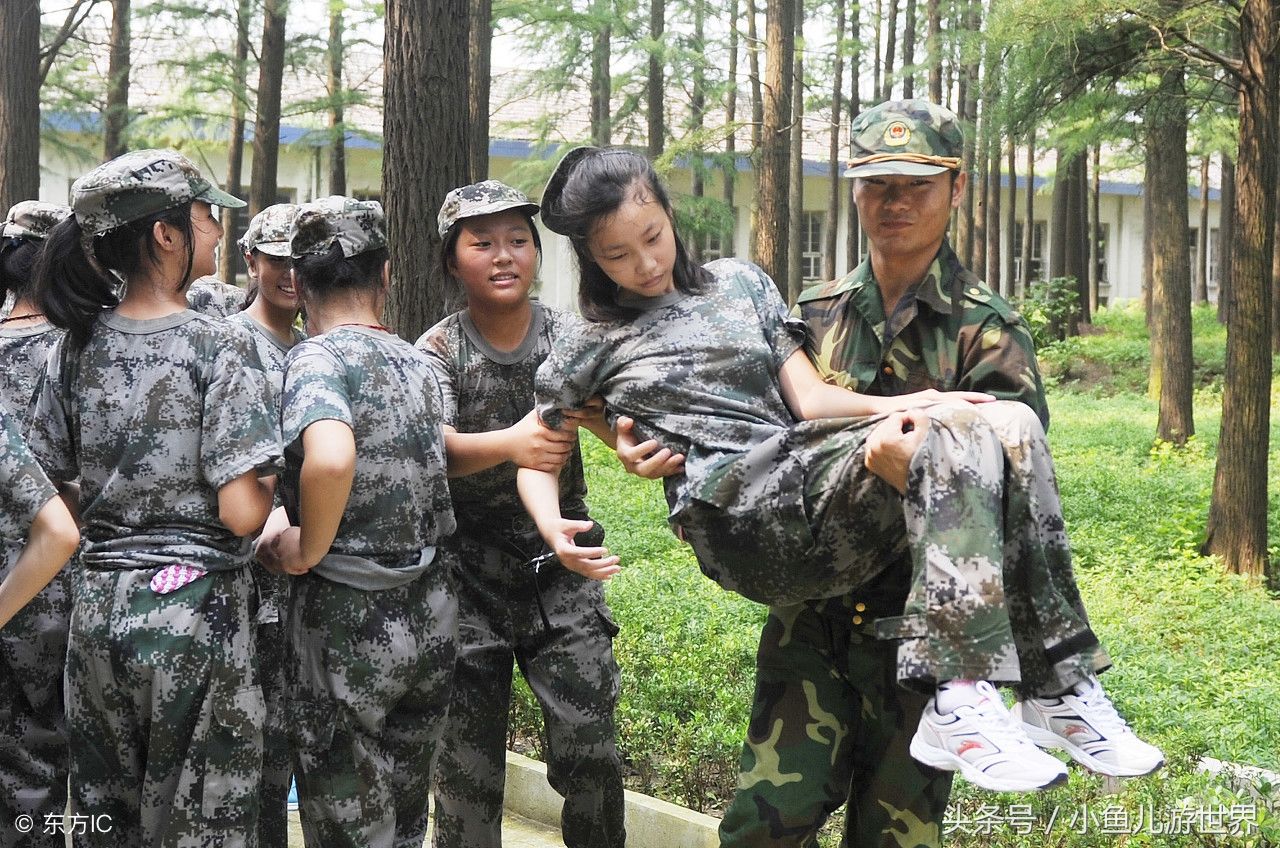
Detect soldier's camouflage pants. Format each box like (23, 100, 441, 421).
(253, 565, 292, 848)
(66, 565, 263, 848)
(0, 544, 70, 848)
(432, 532, 625, 848)
(287, 560, 457, 848)
(718, 401, 1111, 847)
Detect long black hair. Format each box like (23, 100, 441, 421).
(292, 242, 389, 301)
(540, 147, 709, 323)
(33, 206, 195, 349)
(1, 238, 42, 305)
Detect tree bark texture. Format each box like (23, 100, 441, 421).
(648, 0, 665, 158)
(1205, 0, 1277, 581)
(1088, 145, 1101, 312)
(1196, 155, 1210, 304)
(1020, 134, 1034, 295)
(219, 0, 252, 284)
(1004, 141, 1016, 298)
(882, 0, 899, 101)
(787, 1, 804, 301)
(824, 0, 847, 282)
(747, 0, 763, 152)
(846, 11, 862, 273)
(724, 0, 738, 251)
(1049, 148, 1069, 281)
(468, 0, 492, 181)
(1217, 155, 1234, 322)
(104, 0, 132, 159)
(0, 0, 41, 211)
(986, 131, 1001, 294)
(753, 0, 794, 294)
(250, 0, 287, 215)
(926, 0, 941, 102)
(901, 0, 917, 99)
(383, 0, 470, 339)
(1068, 153, 1089, 326)
(590, 2, 612, 148)
(329, 0, 347, 194)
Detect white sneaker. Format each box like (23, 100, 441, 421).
(910, 681, 1070, 792)
(1017, 676, 1165, 777)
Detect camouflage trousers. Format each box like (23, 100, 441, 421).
(0, 545, 70, 848)
(432, 532, 625, 848)
(253, 565, 292, 848)
(66, 565, 263, 847)
(287, 559, 457, 848)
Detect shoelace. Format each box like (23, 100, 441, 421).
(954, 682, 1036, 749)
(1069, 683, 1131, 734)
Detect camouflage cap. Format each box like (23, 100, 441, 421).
(239, 203, 299, 257)
(71, 148, 245, 235)
(2, 201, 72, 241)
(437, 180, 539, 238)
(290, 195, 387, 258)
(845, 99, 964, 178)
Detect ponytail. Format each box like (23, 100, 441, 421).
(1, 238, 42, 303)
(32, 217, 120, 350)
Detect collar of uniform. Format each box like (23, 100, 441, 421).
(910, 241, 962, 316)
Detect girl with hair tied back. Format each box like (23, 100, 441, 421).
(256, 196, 458, 848)
(25, 149, 282, 844)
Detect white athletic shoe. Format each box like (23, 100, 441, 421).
(910, 681, 1070, 792)
(1017, 676, 1165, 777)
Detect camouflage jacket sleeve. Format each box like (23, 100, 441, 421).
(1, 400, 59, 538)
(24, 337, 79, 485)
(955, 307, 1050, 430)
(201, 323, 284, 488)
(281, 340, 354, 449)
(413, 316, 460, 429)
(534, 321, 614, 431)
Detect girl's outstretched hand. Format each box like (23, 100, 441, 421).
(510, 409, 576, 472)
(546, 518, 621, 580)
(615, 416, 685, 479)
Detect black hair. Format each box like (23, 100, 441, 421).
(33, 204, 196, 349)
(540, 148, 709, 323)
(292, 242, 389, 302)
(438, 209, 543, 310)
(1, 237, 42, 304)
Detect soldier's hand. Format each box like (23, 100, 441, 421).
(559, 394, 608, 430)
(545, 518, 621, 580)
(865, 410, 929, 495)
(615, 416, 685, 479)
(509, 409, 576, 472)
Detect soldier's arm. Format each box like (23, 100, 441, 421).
(517, 466, 620, 579)
(0, 495, 80, 630)
(956, 312, 1051, 430)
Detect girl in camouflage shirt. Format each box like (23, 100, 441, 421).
(27, 150, 281, 844)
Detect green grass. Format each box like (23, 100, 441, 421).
(508, 304, 1280, 841)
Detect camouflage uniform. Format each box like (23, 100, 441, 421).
(26, 312, 280, 847)
(187, 277, 247, 317)
(717, 99, 1103, 848)
(280, 196, 458, 848)
(417, 301, 624, 848)
(229, 308, 303, 848)
(0, 399, 67, 848)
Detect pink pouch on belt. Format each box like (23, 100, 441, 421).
(150, 563, 208, 594)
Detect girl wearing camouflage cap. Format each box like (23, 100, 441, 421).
(416, 180, 624, 848)
(255, 195, 457, 847)
(0, 200, 81, 848)
(26, 149, 282, 843)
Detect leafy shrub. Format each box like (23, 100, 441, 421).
(1018, 276, 1081, 347)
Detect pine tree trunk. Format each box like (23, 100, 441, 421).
(250, 0, 287, 215)
(926, 0, 941, 102)
(902, 0, 917, 99)
(787, 2, 804, 302)
(590, 2, 612, 148)
(329, 1, 347, 194)
(973, 118, 988, 279)
(648, 0, 665, 158)
(1049, 149, 1069, 281)
(882, 0, 899, 101)
(846, 10, 862, 273)
(1195, 155, 1210, 304)
(1146, 66, 1194, 445)
(1089, 144, 1101, 311)
(1143, 159, 1154, 324)
(104, 0, 131, 159)
(384, 0, 470, 339)
(1020, 134, 1034, 295)
(753, 0, 794, 292)
(1068, 153, 1090, 326)
(468, 0, 492, 181)
(219, 0, 252, 284)
(956, 0, 980, 264)
(824, 0, 847, 282)
(873, 0, 883, 106)
(986, 130, 1001, 293)
(0, 0, 41, 211)
(1217, 155, 1234, 322)
(724, 0, 738, 252)
(692, 0, 706, 202)
(747, 0, 763, 152)
(1204, 0, 1276, 581)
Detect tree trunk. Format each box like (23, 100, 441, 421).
(901, 0, 918, 99)
(882, 0, 899, 101)
(747, 0, 763, 152)
(692, 0, 706, 200)
(824, 0, 847, 282)
(104, 0, 131, 159)
(1020, 133, 1034, 295)
(1204, 0, 1277, 581)
(955, 0, 980, 264)
(1217, 154, 1234, 322)
(973, 115, 988, 279)
(590, 1, 612, 148)
(0, 0, 41, 211)
(468, 0, 492, 181)
(1004, 140, 1016, 297)
(1145, 66, 1194, 445)
(1089, 144, 1101, 311)
(787, 1, 804, 302)
(648, 0, 665, 158)
(1068, 152, 1090, 326)
(846, 8, 862, 273)
(1048, 147, 1069, 281)
(384, 0, 470, 338)
(1195, 155, 1210, 304)
(724, 0, 738, 253)
(986, 127, 1002, 293)
(873, 0, 883, 107)
(250, 0, 287, 215)
(1143, 156, 1154, 323)
(328, 1, 347, 194)
(926, 0, 941, 102)
(219, 0, 252, 284)
(753, 0, 794, 293)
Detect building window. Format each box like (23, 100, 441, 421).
(801, 211, 824, 281)
(1012, 220, 1047, 282)
(702, 213, 735, 261)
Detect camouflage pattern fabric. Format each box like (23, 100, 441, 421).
(228, 310, 303, 848)
(2, 201, 71, 241)
(844, 99, 964, 179)
(66, 566, 262, 847)
(187, 277, 247, 318)
(417, 303, 623, 848)
(795, 241, 1049, 429)
(279, 326, 454, 586)
(0, 402, 69, 848)
(239, 204, 300, 257)
(436, 180, 539, 238)
(289, 196, 386, 258)
(70, 149, 243, 237)
(0, 322, 63, 417)
(286, 551, 457, 848)
(27, 310, 282, 572)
